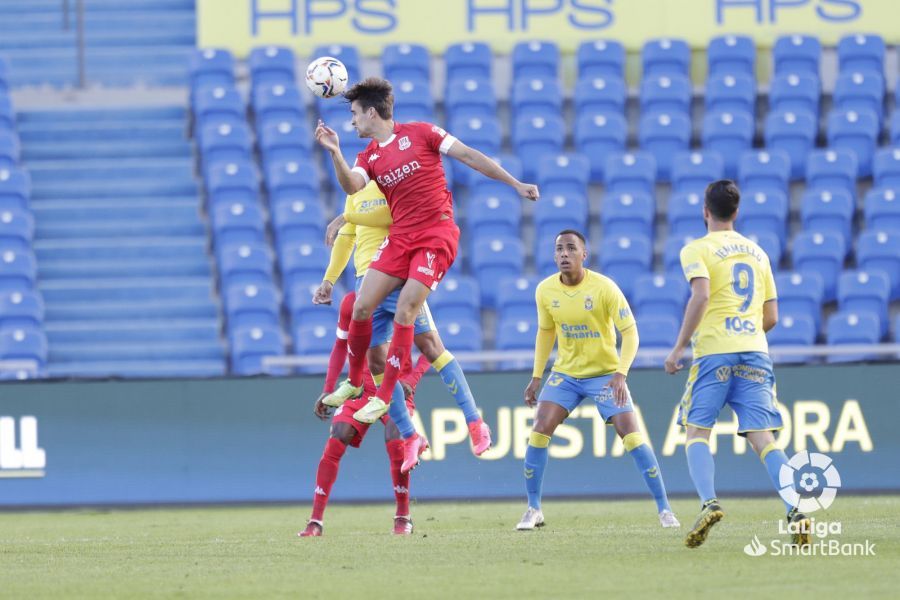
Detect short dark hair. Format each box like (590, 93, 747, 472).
(705, 179, 741, 220)
(556, 229, 587, 246)
(343, 77, 393, 119)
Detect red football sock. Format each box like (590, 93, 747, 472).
(401, 354, 432, 390)
(347, 318, 372, 387)
(310, 437, 347, 522)
(376, 322, 414, 403)
(324, 292, 356, 393)
(362, 361, 377, 399)
(386, 439, 410, 517)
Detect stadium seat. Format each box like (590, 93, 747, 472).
(293, 321, 337, 370)
(258, 119, 313, 167)
(437, 317, 483, 371)
(577, 40, 625, 80)
(640, 74, 692, 116)
(230, 325, 284, 375)
(311, 44, 361, 83)
(800, 188, 854, 254)
(392, 78, 435, 123)
(199, 122, 253, 168)
(671, 151, 725, 195)
(225, 283, 281, 331)
(289, 298, 338, 336)
(219, 243, 275, 290)
(792, 231, 845, 302)
(211, 202, 266, 248)
(667, 192, 707, 240)
(271, 197, 324, 247)
(773, 34, 821, 77)
(0, 96, 13, 132)
(265, 160, 319, 207)
(0, 208, 34, 252)
(536, 154, 590, 199)
(445, 78, 497, 123)
(512, 115, 565, 180)
(826, 311, 881, 363)
(248, 46, 296, 89)
(0, 134, 18, 169)
(467, 191, 522, 246)
(496, 275, 540, 322)
(738, 150, 791, 196)
(768, 72, 820, 119)
(776, 271, 825, 332)
(534, 193, 588, 242)
(701, 111, 754, 179)
(857, 230, 900, 299)
(736, 190, 789, 241)
(864, 187, 900, 233)
(193, 87, 244, 134)
(834, 71, 885, 122)
(452, 116, 502, 186)
(601, 191, 655, 240)
(428, 275, 480, 324)
(0, 248, 37, 292)
(279, 242, 330, 291)
(512, 41, 559, 81)
(705, 73, 755, 116)
(0, 290, 44, 330)
(573, 112, 627, 183)
(511, 78, 563, 121)
(763, 109, 818, 180)
(638, 112, 691, 182)
(534, 233, 560, 278)
(496, 317, 539, 371)
(642, 38, 690, 77)
(708, 34, 754, 77)
(469, 154, 523, 197)
(633, 315, 679, 367)
(767, 314, 817, 364)
(382, 43, 430, 82)
(838, 270, 890, 337)
(837, 34, 885, 76)
(806, 149, 858, 200)
(745, 231, 783, 267)
(873, 147, 900, 190)
(190, 48, 235, 92)
(632, 274, 688, 322)
(663, 235, 697, 276)
(471, 237, 525, 308)
(574, 76, 627, 117)
(253, 84, 305, 127)
(444, 42, 492, 83)
(598, 235, 653, 298)
(206, 161, 259, 209)
(826, 109, 879, 177)
(604, 152, 657, 197)
(0, 327, 47, 375)
(0, 56, 9, 94)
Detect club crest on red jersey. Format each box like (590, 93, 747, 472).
(398, 136, 411, 150)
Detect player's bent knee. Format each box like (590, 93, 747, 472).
(622, 431, 645, 452)
(529, 431, 551, 448)
(330, 424, 356, 446)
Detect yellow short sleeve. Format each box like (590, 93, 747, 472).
(680, 244, 709, 282)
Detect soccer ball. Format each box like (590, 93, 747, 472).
(305, 56, 349, 99)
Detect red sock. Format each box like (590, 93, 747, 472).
(362, 361, 377, 399)
(386, 440, 410, 517)
(310, 437, 347, 522)
(347, 318, 372, 386)
(376, 323, 414, 403)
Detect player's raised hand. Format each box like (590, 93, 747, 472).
(315, 119, 341, 154)
(524, 377, 542, 408)
(608, 373, 630, 407)
(312, 280, 333, 305)
(664, 347, 685, 374)
(313, 393, 333, 421)
(515, 182, 540, 201)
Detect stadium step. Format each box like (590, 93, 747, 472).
(44, 319, 222, 344)
(34, 238, 208, 261)
(0, 30, 195, 51)
(46, 360, 226, 379)
(0, 0, 195, 14)
(18, 106, 187, 124)
(22, 140, 192, 161)
(36, 220, 205, 240)
(31, 198, 200, 223)
(38, 256, 212, 279)
(26, 159, 195, 182)
(48, 340, 225, 362)
(31, 178, 198, 200)
(17, 121, 187, 143)
(38, 277, 214, 303)
(44, 299, 219, 322)
(0, 12, 196, 35)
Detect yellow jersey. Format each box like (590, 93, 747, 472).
(679, 230, 777, 359)
(323, 181, 391, 283)
(535, 269, 636, 378)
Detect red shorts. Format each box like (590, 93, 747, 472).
(368, 221, 459, 291)
(332, 395, 417, 448)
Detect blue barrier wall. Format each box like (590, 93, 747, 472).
(0, 364, 897, 506)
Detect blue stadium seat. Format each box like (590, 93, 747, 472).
(0, 96, 13, 132)
(705, 72, 755, 116)
(838, 270, 890, 337)
(536, 153, 590, 199)
(392, 78, 435, 123)
(512, 115, 565, 180)
(736, 189, 789, 243)
(577, 40, 625, 80)
(776, 271, 825, 332)
(230, 325, 284, 375)
(800, 188, 854, 254)
(773, 35, 821, 77)
(602, 191, 655, 240)
(206, 161, 259, 209)
(632, 274, 688, 322)
(0, 134, 18, 170)
(745, 231, 783, 267)
(311, 44, 361, 83)
(671, 151, 725, 195)
(451, 116, 502, 187)
(598, 235, 652, 298)
(467, 190, 522, 245)
(0, 327, 47, 375)
(640, 74, 692, 116)
(190, 48, 235, 92)
(837, 34, 885, 76)
(289, 299, 338, 338)
(574, 76, 627, 117)
(663, 235, 697, 277)
(258, 119, 312, 167)
(445, 77, 497, 123)
(512, 41, 559, 81)
(382, 43, 430, 82)
(496, 275, 540, 322)
(193, 87, 244, 134)
(834, 71, 885, 122)
(769, 73, 820, 120)
(667, 192, 707, 240)
(738, 149, 791, 196)
(428, 275, 480, 324)
(534, 193, 588, 242)
(826, 311, 880, 363)
(253, 84, 305, 127)
(534, 233, 560, 278)
(512, 78, 563, 122)
(0, 57, 9, 94)
(265, 160, 319, 207)
(633, 315, 679, 367)
(496, 316, 539, 371)
(248, 46, 296, 89)
(271, 196, 323, 247)
(0, 290, 43, 330)
(792, 231, 845, 302)
(469, 154, 523, 197)
(806, 148, 858, 200)
(219, 243, 275, 289)
(574, 112, 627, 183)
(826, 109, 879, 177)
(199, 122, 252, 168)
(0, 207, 33, 252)
(857, 230, 900, 299)
(764, 109, 818, 180)
(471, 237, 525, 308)
(436, 317, 483, 370)
(642, 38, 690, 77)
(293, 321, 338, 370)
(872, 147, 900, 190)
(225, 282, 281, 330)
(0, 247, 36, 291)
(211, 202, 265, 248)
(604, 152, 656, 196)
(279, 241, 330, 291)
(890, 112, 900, 146)
(767, 314, 817, 364)
(708, 35, 755, 77)
(445, 42, 492, 83)
(864, 187, 900, 233)
(701, 111, 754, 179)
(638, 112, 691, 182)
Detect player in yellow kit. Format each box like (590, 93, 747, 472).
(665, 180, 810, 548)
(516, 230, 679, 531)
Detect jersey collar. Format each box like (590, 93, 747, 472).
(377, 122, 400, 147)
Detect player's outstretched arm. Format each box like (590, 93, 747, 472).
(315, 120, 366, 195)
(446, 140, 539, 201)
(665, 278, 710, 374)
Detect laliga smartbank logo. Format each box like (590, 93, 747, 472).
(743, 451, 876, 558)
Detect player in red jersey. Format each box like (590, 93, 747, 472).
(299, 292, 431, 537)
(314, 77, 540, 466)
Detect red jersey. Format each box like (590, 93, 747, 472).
(351, 121, 457, 235)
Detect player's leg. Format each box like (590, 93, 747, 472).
(299, 422, 357, 537)
(383, 418, 413, 535)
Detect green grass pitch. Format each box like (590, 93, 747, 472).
(1, 496, 898, 598)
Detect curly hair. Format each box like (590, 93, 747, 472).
(343, 77, 394, 120)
